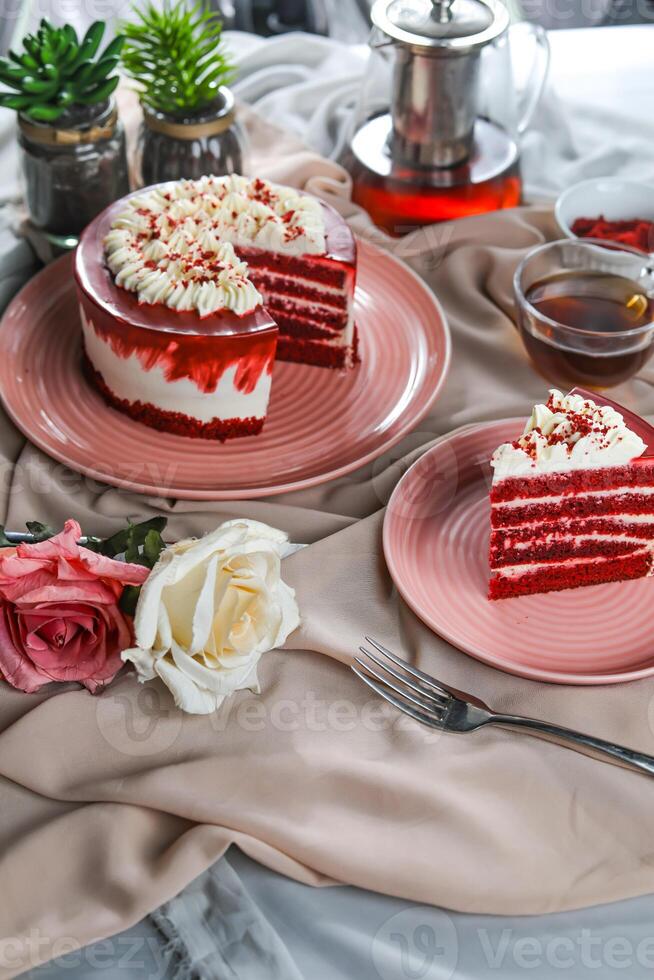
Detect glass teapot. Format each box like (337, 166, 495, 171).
(347, 0, 550, 232)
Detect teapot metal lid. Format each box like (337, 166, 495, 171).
(371, 0, 509, 51)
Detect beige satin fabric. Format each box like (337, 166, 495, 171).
(2, 109, 654, 978)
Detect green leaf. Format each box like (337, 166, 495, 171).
(87, 55, 120, 84)
(98, 516, 168, 561)
(119, 585, 141, 617)
(23, 37, 41, 61)
(61, 41, 81, 70)
(120, 0, 233, 114)
(71, 61, 97, 87)
(0, 93, 35, 109)
(40, 42, 55, 65)
(56, 86, 75, 107)
(25, 521, 56, 542)
(75, 73, 119, 104)
(0, 61, 29, 83)
(25, 103, 64, 121)
(100, 35, 125, 60)
(22, 75, 59, 96)
(63, 24, 79, 46)
(0, 526, 12, 548)
(143, 528, 166, 566)
(77, 21, 105, 61)
(8, 50, 39, 71)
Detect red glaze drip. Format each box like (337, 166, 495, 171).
(82, 301, 276, 395)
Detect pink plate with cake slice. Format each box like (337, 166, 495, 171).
(0, 243, 450, 499)
(383, 419, 654, 685)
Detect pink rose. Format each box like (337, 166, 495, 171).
(0, 519, 150, 694)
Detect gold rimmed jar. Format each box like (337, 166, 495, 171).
(137, 86, 245, 185)
(18, 99, 129, 246)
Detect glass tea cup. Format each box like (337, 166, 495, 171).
(513, 238, 654, 388)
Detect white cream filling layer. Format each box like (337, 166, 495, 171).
(82, 312, 271, 423)
(506, 533, 654, 551)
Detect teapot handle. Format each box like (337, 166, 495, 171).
(509, 21, 550, 135)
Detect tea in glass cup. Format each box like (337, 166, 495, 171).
(513, 239, 654, 388)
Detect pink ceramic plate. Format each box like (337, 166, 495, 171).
(383, 419, 654, 685)
(0, 242, 450, 499)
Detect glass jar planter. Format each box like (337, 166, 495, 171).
(18, 100, 129, 247)
(137, 86, 245, 186)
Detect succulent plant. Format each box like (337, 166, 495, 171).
(120, 1, 234, 117)
(0, 19, 124, 123)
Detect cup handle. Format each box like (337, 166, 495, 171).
(509, 21, 550, 135)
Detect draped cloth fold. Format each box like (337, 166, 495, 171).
(2, 110, 654, 979)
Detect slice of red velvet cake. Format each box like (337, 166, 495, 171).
(489, 389, 654, 599)
(133, 175, 359, 369)
(220, 176, 359, 369)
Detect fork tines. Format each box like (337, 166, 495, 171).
(352, 636, 453, 729)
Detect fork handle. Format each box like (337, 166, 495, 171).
(489, 714, 654, 777)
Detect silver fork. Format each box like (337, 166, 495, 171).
(353, 637, 654, 777)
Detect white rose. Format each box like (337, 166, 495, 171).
(121, 519, 300, 714)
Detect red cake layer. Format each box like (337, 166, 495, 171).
(491, 461, 654, 502)
(248, 271, 348, 311)
(489, 551, 653, 599)
(489, 464, 654, 598)
(237, 247, 351, 289)
(492, 515, 654, 543)
(492, 492, 654, 527)
(270, 315, 340, 342)
(85, 358, 264, 441)
(265, 297, 348, 331)
(491, 535, 638, 568)
(277, 326, 360, 369)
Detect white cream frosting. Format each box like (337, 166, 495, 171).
(104, 175, 327, 318)
(491, 389, 647, 481)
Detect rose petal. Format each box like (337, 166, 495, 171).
(154, 655, 224, 715)
(0, 603, 47, 693)
(77, 547, 150, 586)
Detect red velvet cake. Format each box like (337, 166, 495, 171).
(489, 389, 654, 599)
(74, 175, 358, 441)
